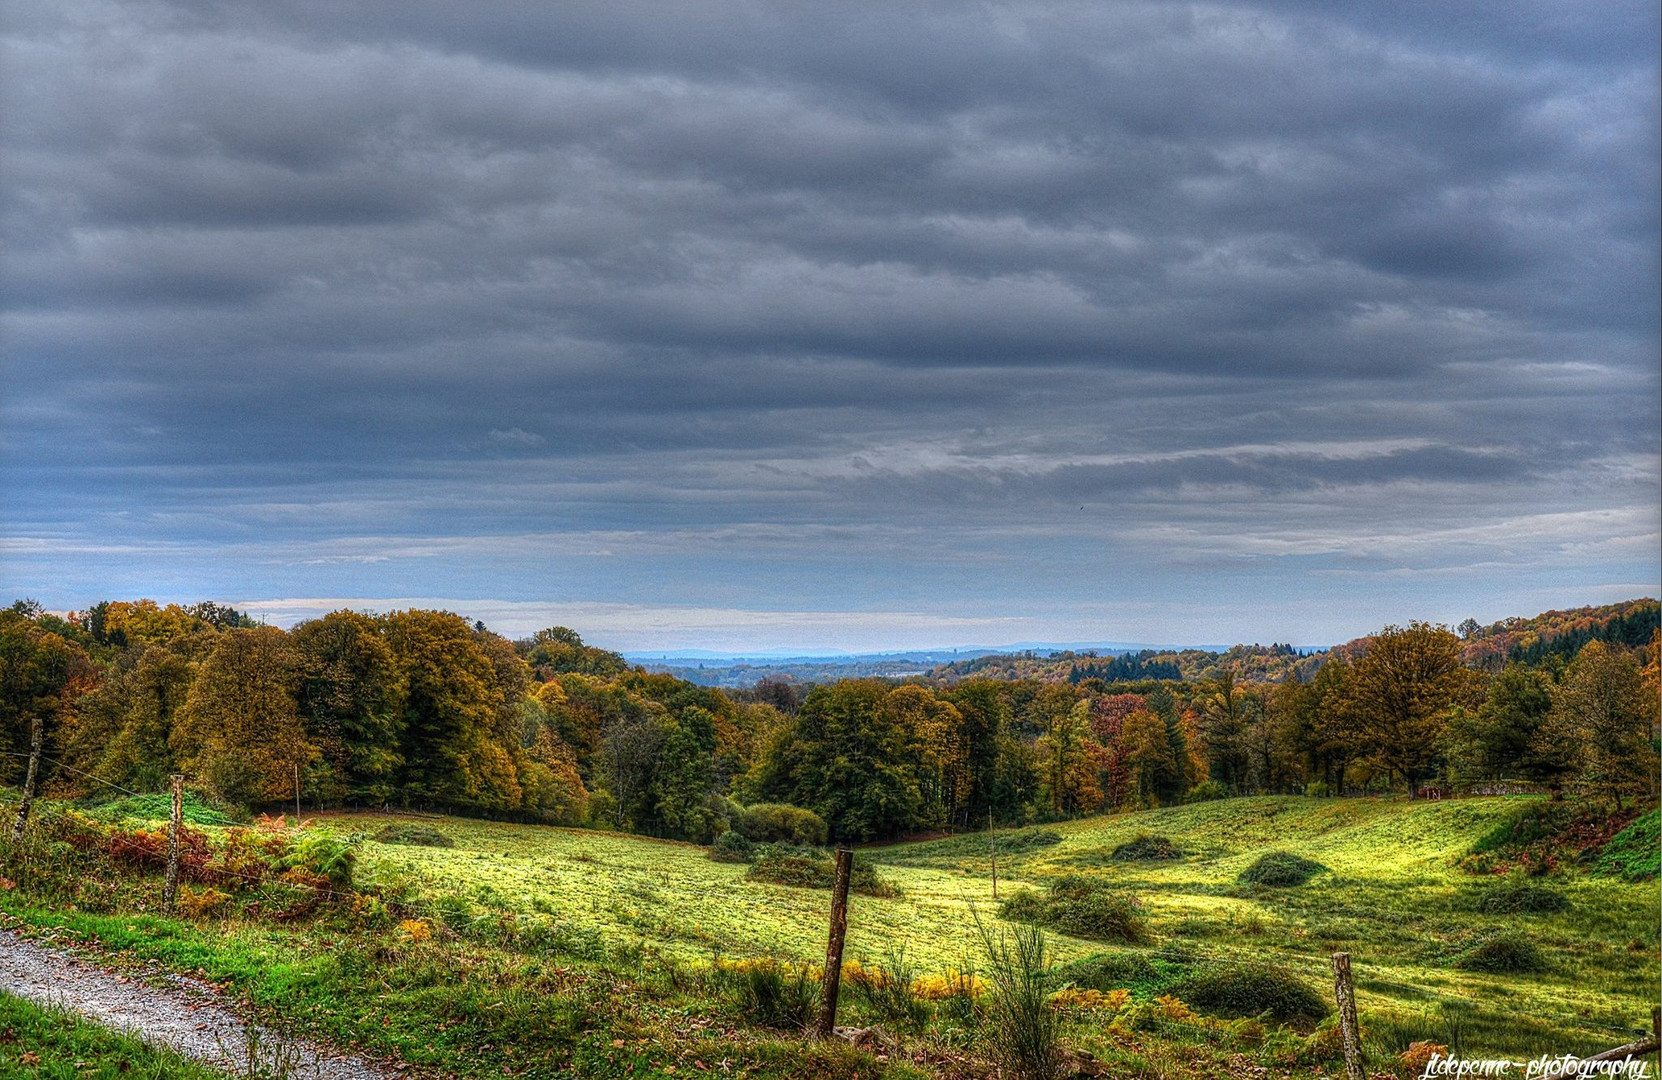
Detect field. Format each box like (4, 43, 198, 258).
(2, 794, 1656, 1078)
(342, 795, 1656, 1056)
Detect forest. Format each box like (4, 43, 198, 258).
(1, 597, 1656, 844)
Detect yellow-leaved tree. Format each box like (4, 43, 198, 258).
(171, 627, 317, 809)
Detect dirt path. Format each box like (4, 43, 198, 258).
(0, 927, 404, 1079)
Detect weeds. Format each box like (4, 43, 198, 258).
(974, 909, 1061, 1080)
(849, 945, 930, 1029)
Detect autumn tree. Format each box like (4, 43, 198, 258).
(1121, 709, 1180, 807)
(0, 608, 96, 788)
(1536, 641, 1656, 810)
(1036, 699, 1103, 817)
(1342, 623, 1467, 796)
(881, 684, 962, 829)
(64, 645, 195, 791)
(171, 627, 316, 808)
(383, 610, 522, 812)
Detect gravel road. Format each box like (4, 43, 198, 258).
(0, 927, 402, 1079)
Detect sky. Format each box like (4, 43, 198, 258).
(1, 1, 1658, 653)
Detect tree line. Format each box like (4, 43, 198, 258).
(1, 600, 1656, 843)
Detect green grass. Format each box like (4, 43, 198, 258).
(4, 794, 1656, 1076)
(0, 992, 228, 1079)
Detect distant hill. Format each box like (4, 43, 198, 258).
(923, 598, 1658, 686)
(1457, 598, 1660, 670)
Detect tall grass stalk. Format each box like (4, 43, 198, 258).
(973, 906, 1061, 1080)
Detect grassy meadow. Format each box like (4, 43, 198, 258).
(345, 795, 1656, 1055)
(2, 794, 1655, 1078)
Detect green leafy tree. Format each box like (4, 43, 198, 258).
(292, 611, 405, 804)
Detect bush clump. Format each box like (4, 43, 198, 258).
(1594, 809, 1659, 882)
(737, 803, 828, 846)
(1110, 833, 1182, 862)
(1237, 851, 1328, 887)
(999, 876, 1148, 944)
(374, 822, 455, 848)
(744, 846, 899, 898)
(1477, 878, 1570, 915)
(1169, 961, 1331, 1025)
(1454, 934, 1547, 974)
(90, 791, 237, 827)
(708, 830, 755, 863)
(1049, 951, 1165, 994)
(994, 828, 1065, 854)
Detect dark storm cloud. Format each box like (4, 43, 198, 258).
(1, 0, 1656, 646)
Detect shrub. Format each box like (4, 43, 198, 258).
(1476, 879, 1570, 915)
(708, 830, 755, 863)
(744, 847, 900, 898)
(1169, 961, 1331, 1025)
(374, 823, 455, 848)
(738, 803, 829, 846)
(1049, 951, 1164, 994)
(1110, 833, 1182, 861)
(279, 831, 358, 889)
(176, 886, 231, 918)
(1454, 934, 1546, 974)
(998, 876, 1148, 944)
(1595, 810, 1659, 882)
(995, 828, 1064, 854)
(1237, 851, 1328, 887)
(1187, 781, 1228, 802)
(975, 913, 1061, 1080)
(91, 791, 237, 827)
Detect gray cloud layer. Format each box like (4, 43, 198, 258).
(2, 0, 1656, 648)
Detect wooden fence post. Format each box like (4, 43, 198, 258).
(163, 774, 183, 909)
(10, 718, 43, 845)
(989, 811, 998, 900)
(814, 848, 854, 1039)
(1331, 951, 1364, 1080)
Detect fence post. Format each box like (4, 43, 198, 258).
(10, 718, 43, 845)
(813, 848, 854, 1039)
(1331, 951, 1364, 1080)
(163, 774, 183, 909)
(989, 811, 998, 900)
